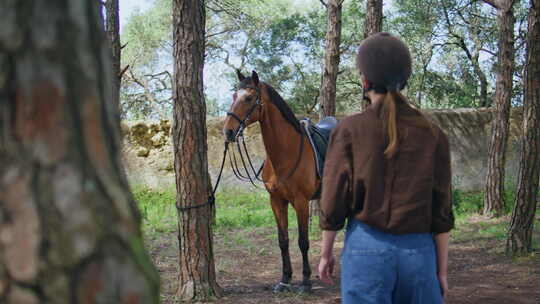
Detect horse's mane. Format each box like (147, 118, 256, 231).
(239, 78, 302, 134)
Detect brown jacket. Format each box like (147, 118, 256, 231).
(319, 103, 454, 234)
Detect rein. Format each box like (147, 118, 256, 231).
(228, 136, 263, 188)
(176, 142, 229, 212)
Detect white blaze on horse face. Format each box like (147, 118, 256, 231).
(235, 89, 249, 103)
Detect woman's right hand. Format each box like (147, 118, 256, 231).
(318, 255, 335, 285)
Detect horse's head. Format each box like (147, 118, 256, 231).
(223, 70, 264, 142)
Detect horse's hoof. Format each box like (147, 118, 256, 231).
(298, 284, 313, 294)
(273, 282, 292, 293)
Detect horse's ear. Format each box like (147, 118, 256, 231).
(236, 69, 246, 81)
(251, 70, 259, 86)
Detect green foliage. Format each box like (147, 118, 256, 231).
(121, 0, 171, 69)
(119, 0, 528, 118)
(452, 190, 483, 217)
(388, 0, 503, 109)
(451, 183, 520, 218)
(120, 0, 173, 119)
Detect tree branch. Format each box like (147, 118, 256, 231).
(206, 29, 232, 39)
(442, 2, 474, 61)
(480, 48, 497, 56)
(480, 0, 500, 9)
(119, 65, 130, 79)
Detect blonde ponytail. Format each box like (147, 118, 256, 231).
(383, 92, 399, 158)
(382, 91, 436, 159)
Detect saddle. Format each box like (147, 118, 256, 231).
(300, 116, 338, 179)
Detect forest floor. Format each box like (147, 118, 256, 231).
(137, 188, 540, 304)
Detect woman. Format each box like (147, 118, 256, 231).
(318, 32, 454, 304)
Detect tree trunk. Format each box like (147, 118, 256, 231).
(105, 0, 121, 108)
(319, 0, 344, 118)
(476, 61, 490, 107)
(471, 26, 490, 108)
(364, 0, 383, 39)
(507, 0, 540, 256)
(172, 0, 221, 301)
(360, 0, 383, 111)
(483, 0, 516, 217)
(0, 1, 159, 303)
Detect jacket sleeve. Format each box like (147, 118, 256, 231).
(431, 130, 455, 233)
(319, 124, 353, 231)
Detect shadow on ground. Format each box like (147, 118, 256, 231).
(147, 216, 540, 304)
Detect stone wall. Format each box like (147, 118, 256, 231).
(122, 108, 523, 192)
(427, 108, 522, 191)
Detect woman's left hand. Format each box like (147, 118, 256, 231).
(438, 273, 448, 300)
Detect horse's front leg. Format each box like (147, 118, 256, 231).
(295, 198, 312, 293)
(270, 195, 292, 293)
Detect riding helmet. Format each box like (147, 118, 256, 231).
(356, 32, 412, 92)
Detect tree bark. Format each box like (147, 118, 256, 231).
(360, 0, 383, 111)
(172, 0, 221, 301)
(0, 1, 159, 303)
(483, 0, 516, 217)
(105, 0, 121, 108)
(364, 0, 383, 39)
(507, 0, 540, 256)
(319, 0, 344, 118)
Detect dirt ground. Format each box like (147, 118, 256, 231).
(147, 217, 540, 304)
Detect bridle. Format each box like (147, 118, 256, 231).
(226, 84, 262, 141)
(226, 84, 265, 187)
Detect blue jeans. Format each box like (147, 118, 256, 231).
(341, 219, 443, 304)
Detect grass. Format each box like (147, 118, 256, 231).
(451, 188, 540, 247)
(134, 187, 177, 234)
(134, 185, 538, 253)
(133, 186, 302, 235)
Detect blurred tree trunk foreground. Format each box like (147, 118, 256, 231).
(105, 0, 122, 108)
(0, 1, 159, 303)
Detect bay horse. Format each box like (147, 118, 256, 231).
(223, 70, 321, 293)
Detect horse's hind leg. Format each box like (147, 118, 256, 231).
(270, 194, 292, 292)
(295, 199, 312, 293)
